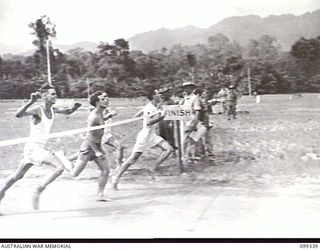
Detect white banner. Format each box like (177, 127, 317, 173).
(0, 116, 143, 148)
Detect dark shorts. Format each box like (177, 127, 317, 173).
(78, 140, 105, 162)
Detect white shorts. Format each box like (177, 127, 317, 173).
(22, 143, 51, 164)
(132, 130, 164, 153)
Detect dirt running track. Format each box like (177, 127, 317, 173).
(1, 160, 320, 239)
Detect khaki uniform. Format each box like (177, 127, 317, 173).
(199, 96, 213, 156)
(217, 88, 228, 113)
(226, 89, 238, 119)
(181, 93, 203, 162)
(157, 98, 176, 149)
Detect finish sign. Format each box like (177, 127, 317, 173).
(162, 105, 193, 120)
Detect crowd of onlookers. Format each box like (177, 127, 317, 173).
(153, 82, 239, 163)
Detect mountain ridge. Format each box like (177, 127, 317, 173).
(1, 9, 320, 55)
(129, 9, 320, 52)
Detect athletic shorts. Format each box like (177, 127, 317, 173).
(132, 129, 164, 153)
(22, 142, 52, 164)
(78, 141, 105, 162)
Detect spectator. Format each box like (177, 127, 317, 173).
(226, 85, 238, 120)
(157, 87, 177, 151)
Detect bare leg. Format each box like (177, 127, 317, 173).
(112, 152, 142, 190)
(55, 151, 91, 178)
(70, 158, 89, 177)
(0, 162, 33, 205)
(154, 140, 173, 168)
(32, 153, 66, 210)
(105, 137, 125, 169)
(93, 156, 110, 201)
(149, 141, 173, 180)
(55, 151, 74, 172)
(68, 152, 79, 162)
(116, 145, 125, 167)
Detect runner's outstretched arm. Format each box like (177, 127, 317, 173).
(103, 110, 117, 121)
(53, 102, 82, 115)
(134, 109, 144, 117)
(146, 111, 166, 126)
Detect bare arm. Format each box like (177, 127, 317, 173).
(134, 109, 144, 117)
(53, 101, 82, 115)
(15, 92, 41, 118)
(103, 110, 117, 121)
(146, 111, 166, 126)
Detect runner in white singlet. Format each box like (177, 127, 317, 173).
(112, 93, 173, 190)
(0, 84, 81, 213)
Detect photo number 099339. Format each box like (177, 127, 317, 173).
(300, 244, 318, 248)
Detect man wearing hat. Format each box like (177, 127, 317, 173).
(226, 85, 238, 120)
(217, 86, 228, 114)
(157, 87, 176, 151)
(180, 81, 204, 163)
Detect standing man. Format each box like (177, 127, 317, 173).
(61, 91, 112, 202)
(194, 89, 214, 157)
(0, 84, 81, 211)
(226, 85, 238, 120)
(217, 86, 228, 114)
(112, 93, 173, 190)
(180, 82, 204, 163)
(157, 87, 176, 151)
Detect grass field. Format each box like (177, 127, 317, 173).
(1, 94, 320, 238)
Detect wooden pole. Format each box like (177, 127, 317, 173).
(248, 67, 252, 96)
(191, 67, 195, 84)
(46, 39, 52, 85)
(175, 120, 184, 173)
(86, 77, 90, 101)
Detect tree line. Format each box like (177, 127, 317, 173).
(0, 16, 320, 99)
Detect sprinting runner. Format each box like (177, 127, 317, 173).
(68, 107, 125, 171)
(60, 91, 112, 202)
(112, 93, 173, 191)
(0, 84, 81, 211)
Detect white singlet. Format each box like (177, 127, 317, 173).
(132, 102, 163, 153)
(23, 106, 54, 164)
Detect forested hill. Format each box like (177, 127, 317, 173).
(129, 9, 320, 52)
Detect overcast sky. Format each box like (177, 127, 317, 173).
(0, 0, 319, 52)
